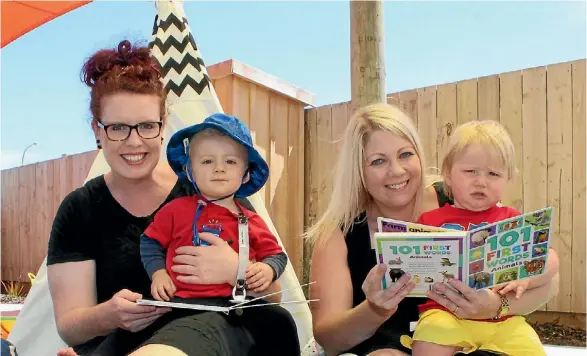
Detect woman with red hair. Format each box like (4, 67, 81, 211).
(48, 39, 299, 356)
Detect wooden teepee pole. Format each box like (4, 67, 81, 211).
(350, 0, 386, 114)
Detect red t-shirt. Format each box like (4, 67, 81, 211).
(144, 195, 283, 299)
(416, 204, 521, 322)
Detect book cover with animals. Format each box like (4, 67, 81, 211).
(374, 207, 553, 297)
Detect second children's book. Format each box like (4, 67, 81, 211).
(374, 207, 553, 297)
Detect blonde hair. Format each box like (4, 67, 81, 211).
(441, 120, 517, 199)
(304, 102, 441, 248)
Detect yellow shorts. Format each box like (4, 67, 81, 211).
(400, 309, 545, 356)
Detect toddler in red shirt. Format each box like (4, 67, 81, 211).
(140, 113, 287, 303)
(400, 120, 555, 356)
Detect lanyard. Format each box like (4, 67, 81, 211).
(191, 199, 250, 303)
(231, 213, 249, 303)
(192, 200, 209, 246)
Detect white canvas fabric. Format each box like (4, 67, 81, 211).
(8, 1, 312, 354)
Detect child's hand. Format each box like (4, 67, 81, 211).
(151, 269, 177, 301)
(492, 279, 531, 299)
(245, 262, 274, 293)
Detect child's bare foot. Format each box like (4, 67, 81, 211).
(368, 349, 409, 356)
(57, 347, 78, 356)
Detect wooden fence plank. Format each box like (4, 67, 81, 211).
(457, 79, 478, 123)
(287, 101, 305, 279)
(522, 66, 548, 311)
(331, 103, 350, 158)
(316, 105, 333, 218)
(1, 170, 18, 280)
(500, 71, 524, 212)
(34, 162, 52, 275)
(545, 62, 573, 312)
(571, 59, 586, 314)
(269, 94, 289, 247)
(211, 76, 233, 114)
(398, 90, 418, 127)
(522, 66, 548, 214)
(249, 85, 271, 206)
(417, 86, 438, 169)
(18, 165, 35, 280)
(305, 109, 318, 228)
(303, 108, 318, 287)
(478, 75, 500, 122)
(436, 83, 457, 172)
(232, 78, 251, 127)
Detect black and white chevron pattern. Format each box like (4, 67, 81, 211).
(149, 8, 211, 97)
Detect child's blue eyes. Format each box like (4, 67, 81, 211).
(200, 159, 238, 165)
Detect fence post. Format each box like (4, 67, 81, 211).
(350, 0, 386, 114)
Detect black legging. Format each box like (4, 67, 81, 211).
(238, 303, 301, 355)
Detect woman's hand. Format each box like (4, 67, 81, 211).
(362, 264, 415, 317)
(171, 232, 239, 285)
(426, 279, 501, 320)
(105, 289, 171, 332)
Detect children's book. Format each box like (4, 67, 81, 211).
(377, 217, 454, 233)
(136, 297, 317, 314)
(374, 207, 553, 297)
(136, 281, 318, 313)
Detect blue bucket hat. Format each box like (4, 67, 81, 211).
(167, 113, 269, 198)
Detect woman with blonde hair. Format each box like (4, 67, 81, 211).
(306, 103, 560, 356)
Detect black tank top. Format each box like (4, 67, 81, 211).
(344, 182, 451, 354)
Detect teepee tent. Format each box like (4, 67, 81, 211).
(7, 1, 314, 354)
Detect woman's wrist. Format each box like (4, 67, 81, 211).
(59, 302, 115, 345)
(483, 289, 505, 319)
(492, 293, 510, 319)
(98, 299, 118, 332)
(364, 299, 395, 319)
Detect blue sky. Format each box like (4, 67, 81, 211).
(1, 1, 585, 169)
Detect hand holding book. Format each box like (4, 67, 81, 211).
(362, 264, 416, 317)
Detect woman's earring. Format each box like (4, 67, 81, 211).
(161, 137, 164, 145)
(96, 139, 102, 149)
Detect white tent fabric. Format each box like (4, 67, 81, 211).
(8, 1, 313, 354)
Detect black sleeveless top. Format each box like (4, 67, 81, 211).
(344, 182, 451, 354)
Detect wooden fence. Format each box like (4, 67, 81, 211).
(304, 59, 586, 314)
(1, 151, 98, 282)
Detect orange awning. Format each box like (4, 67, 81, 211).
(1, 1, 92, 48)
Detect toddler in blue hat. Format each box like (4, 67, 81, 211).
(140, 113, 288, 303)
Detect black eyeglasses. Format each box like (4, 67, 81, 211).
(97, 121, 163, 141)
